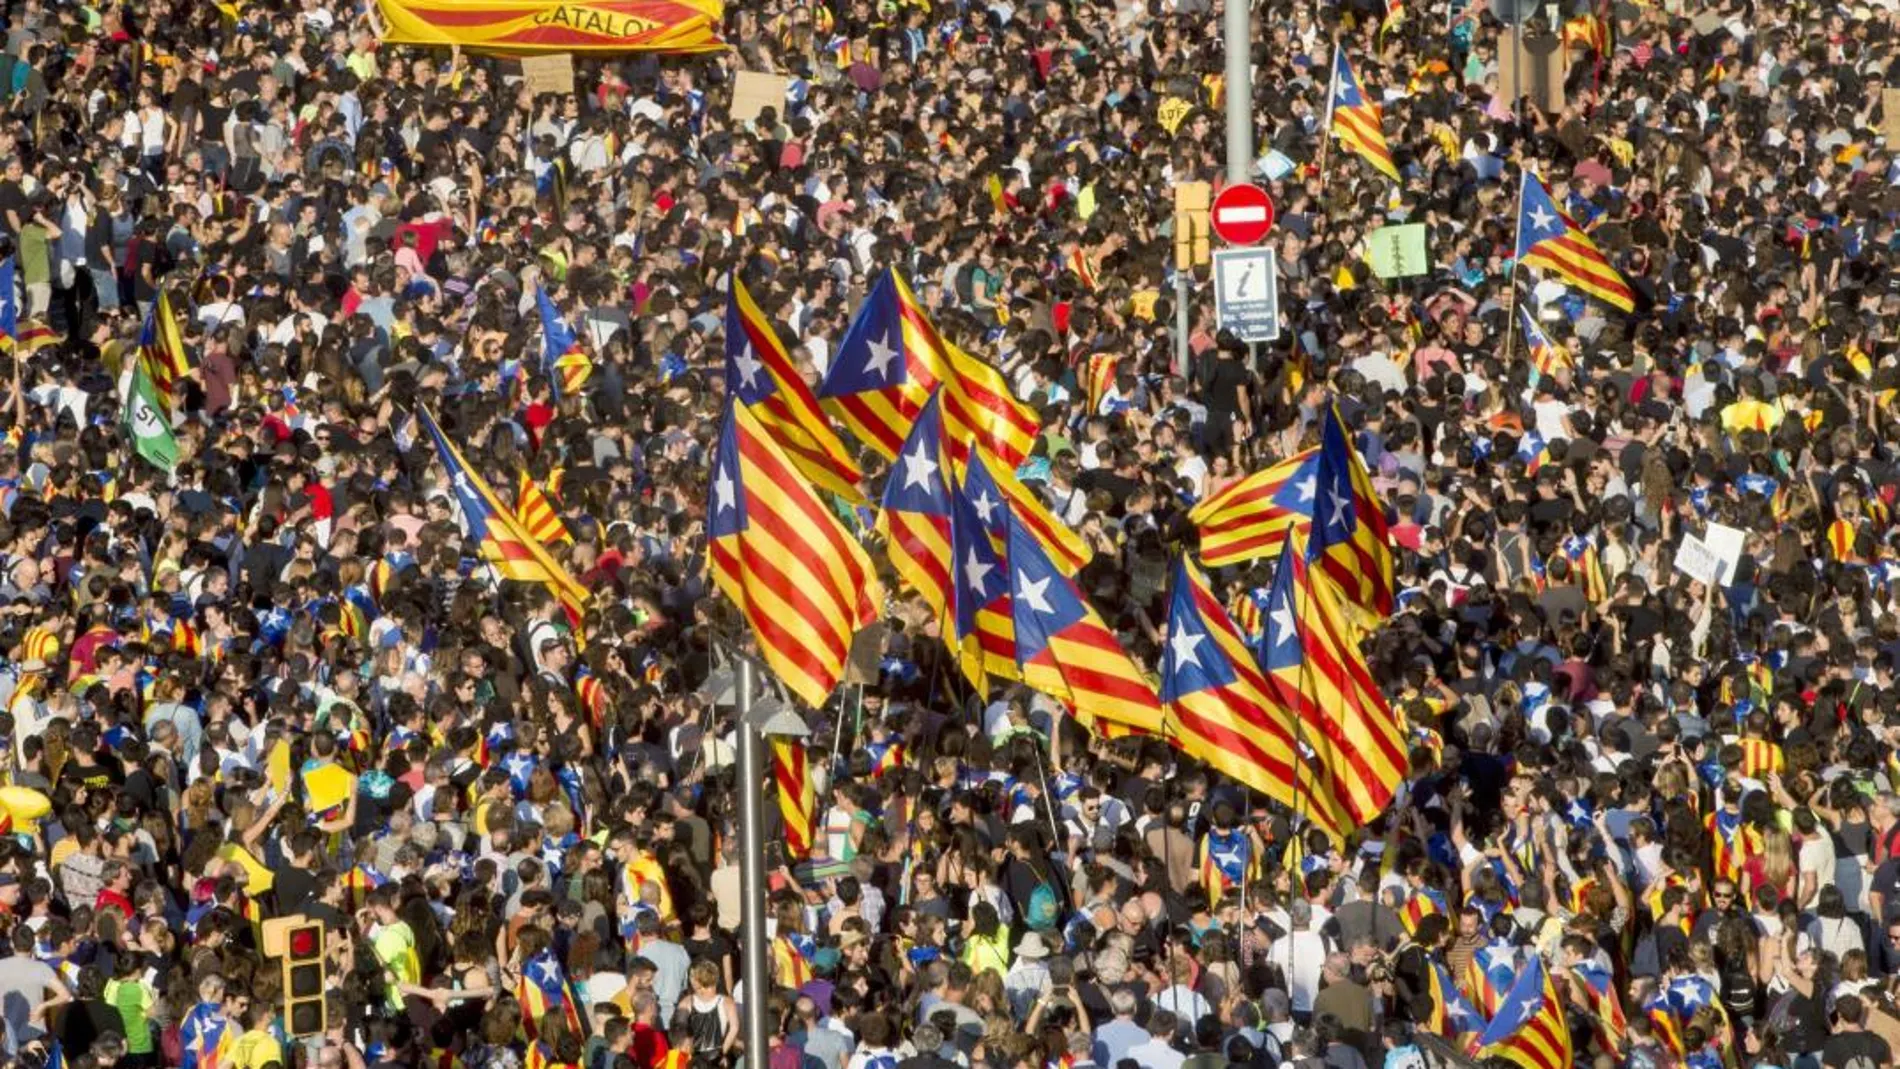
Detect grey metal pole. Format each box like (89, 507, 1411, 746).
(1174, 271, 1191, 378)
(1224, 0, 1252, 184)
(736, 656, 770, 1065)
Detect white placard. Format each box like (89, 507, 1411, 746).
(1704, 522, 1745, 585)
(1674, 534, 1721, 587)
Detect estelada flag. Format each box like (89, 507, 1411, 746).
(374, 0, 725, 54)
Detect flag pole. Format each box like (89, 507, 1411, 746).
(1319, 39, 1341, 175)
(1502, 170, 1528, 370)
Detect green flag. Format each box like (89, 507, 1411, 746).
(124, 357, 176, 471)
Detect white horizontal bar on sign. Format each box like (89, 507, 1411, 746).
(1215, 206, 1270, 223)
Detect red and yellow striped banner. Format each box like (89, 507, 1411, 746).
(375, 0, 725, 54)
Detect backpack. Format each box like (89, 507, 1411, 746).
(1025, 865, 1060, 931)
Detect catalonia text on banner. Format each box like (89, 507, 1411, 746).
(374, 0, 725, 53)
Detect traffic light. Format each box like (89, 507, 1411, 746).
(261, 915, 328, 1038)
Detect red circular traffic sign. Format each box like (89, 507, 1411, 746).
(1210, 183, 1275, 245)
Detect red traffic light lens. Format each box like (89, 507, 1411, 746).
(288, 927, 320, 958)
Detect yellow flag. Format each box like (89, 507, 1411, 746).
(265, 739, 291, 796)
(302, 763, 357, 815)
(216, 843, 274, 893)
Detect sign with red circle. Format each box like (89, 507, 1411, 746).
(1210, 183, 1276, 246)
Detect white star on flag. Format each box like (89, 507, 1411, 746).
(963, 547, 993, 592)
(971, 490, 999, 524)
(733, 344, 765, 389)
(863, 333, 900, 379)
(1528, 204, 1556, 234)
(1018, 574, 1055, 615)
(1293, 475, 1316, 502)
(714, 468, 737, 513)
(1269, 604, 1298, 648)
(901, 442, 939, 491)
(1327, 491, 1352, 529)
(1169, 624, 1205, 668)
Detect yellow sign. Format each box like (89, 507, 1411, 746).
(1157, 97, 1194, 136)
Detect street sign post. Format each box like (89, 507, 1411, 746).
(1210, 183, 1275, 246)
(1212, 247, 1280, 343)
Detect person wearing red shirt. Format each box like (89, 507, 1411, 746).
(94, 860, 135, 921)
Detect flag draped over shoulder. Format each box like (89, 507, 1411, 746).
(1515, 170, 1635, 312)
(709, 401, 881, 709)
(418, 408, 590, 628)
(535, 284, 593, 401)
(1160, 555, 1347, 839)
(727, 275, 865, 503)
(818, 270, 1038, 469)
(1476, 956, 1571, 1069)
(516, 947, 586, 1039)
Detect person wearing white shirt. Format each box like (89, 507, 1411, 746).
(1265, 899, 1332, 1014)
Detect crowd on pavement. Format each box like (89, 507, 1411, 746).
(4, 0, 1900, 1068)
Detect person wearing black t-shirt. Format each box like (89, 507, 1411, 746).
(1822, 995, 1892, 1069)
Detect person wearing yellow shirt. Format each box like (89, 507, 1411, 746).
(1720, 379, 1786, 437)
(226, 999, 283, 1069)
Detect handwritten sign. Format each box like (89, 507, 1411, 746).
(1674, 533, 1721, 587)
(1366, 223, 1428, 279)
(1884, 89, 1900, 145)
(1157, 96, 1194, 136)
(730, 70, 791, 123)
(520, 53, 575, 97)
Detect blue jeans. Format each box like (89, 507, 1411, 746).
(89, 267, 119, 310)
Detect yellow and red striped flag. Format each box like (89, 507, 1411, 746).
(138, 291, 193, 411)
(1187, 449, 1320, 568)
(419, 408, 590, 631)
(516, 472, 573, 547)
(1515, 170, 1635, 312)
(878, 391, 955, 614)
(1002, 499, 1161, 737)
(1257, 535, 1407, 825)
(944, 445, 1097, 691)
(817, 270, 1038, 470)
(727, 274, 865, 503)
(1327, 47, 1400, 181)
(709, 400, 881, 709)
(1562, 12, 1610, 55)
(772, 737, 816, 860)
(1567, 960, 1627, 1058)
(1476, 956, 1571, 1069)
(1160, 556, 1348, 839)
(1084, 352, 1118, 415)
(1308, 405, 1395, 625)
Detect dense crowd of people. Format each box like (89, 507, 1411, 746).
(0, 0, 1898, 1068)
